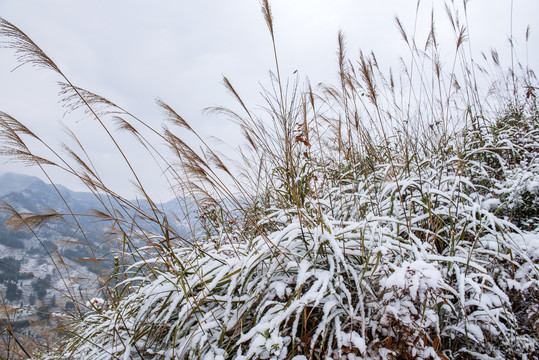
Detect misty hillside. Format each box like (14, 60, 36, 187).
(0, 172, 104, 253)
(0, 173, 195, 353)
(0, 172, 192, 249)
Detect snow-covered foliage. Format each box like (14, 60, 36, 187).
(50, 99, 539, 359)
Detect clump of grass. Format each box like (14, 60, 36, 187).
(0, 1, 538, 359)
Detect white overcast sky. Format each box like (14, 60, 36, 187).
(0, 1, 537, 201)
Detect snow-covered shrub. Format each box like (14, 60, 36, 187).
(50, 105, 539, 358)
(464, 105, 539, 230)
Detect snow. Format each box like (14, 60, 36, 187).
(481, 198, 501, 211)
(381, 260, 442, 302)
(339, 331, 366, 355)
(270, 281, 288, 299)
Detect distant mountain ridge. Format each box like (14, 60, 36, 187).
(0, 172, 104, 215)
(0, 172, 48, 197)
(0, 172, 192, 246)
(0, 172, 112, 267)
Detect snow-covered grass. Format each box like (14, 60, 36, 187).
(1, 1, 538, 359)
(54, 104, 539, 359)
